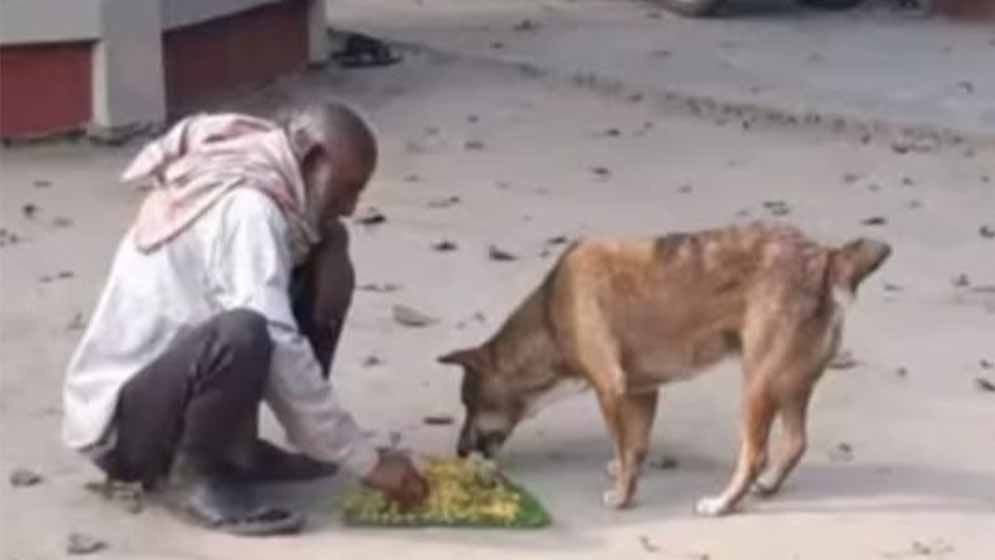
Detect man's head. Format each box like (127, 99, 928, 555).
(281, 101, 378, 224)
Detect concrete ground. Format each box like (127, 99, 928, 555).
(2, 3, 994, 559)
(328, 0, 995, 141)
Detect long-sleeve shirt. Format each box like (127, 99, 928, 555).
(62, 188, 379, 476)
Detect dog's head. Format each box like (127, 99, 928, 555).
(437, 346, 522, 459)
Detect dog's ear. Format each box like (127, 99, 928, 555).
(831, 238, 892, 295)
(438, 347, 486, 370)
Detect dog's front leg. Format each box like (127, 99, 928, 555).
(695, 386, 775, 516)
(599, 390, 659, 509)
(593, 387, 629, 509)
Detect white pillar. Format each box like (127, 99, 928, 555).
(90, 0, 166, 136)
(307, 0, 331, 65)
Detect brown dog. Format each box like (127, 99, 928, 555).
(438, 222, 890, 515)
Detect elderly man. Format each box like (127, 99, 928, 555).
(62, 102, 428, 535)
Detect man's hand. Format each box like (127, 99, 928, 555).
(362, 451, 429, 510)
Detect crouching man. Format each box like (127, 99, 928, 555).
(62, 102, 428, 535)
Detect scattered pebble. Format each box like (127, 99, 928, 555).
(952, 273, 970, 288)
(67, 313, 86, 331)
(358, 283, 401, 293)
(52, 216, 74, 228)
(488, 245, 518, 261)
(762, 200, 791, 217)
(649, 456, 679, 470)
(464, 140, 486, 151)
(33, 179, 52, 188)
(590, 166, 612, 179)
(975, 377, 995, 392)
(546, 235, 569, 246)
(403, 174, 421, 183)
(828, 442, 854, 463)
(883, 282, 904, 292)
(895, 367, 908, 378)
(842, 173, 861, 184)
(980, 225, 995, 239)
(901, 176, 916, 187)
(22, 203, 38, 218)
(628, 93, 645, 103)
(428, 196, 461, 209)
(513, 19, 540, 32)
(601, 128, 622, 137)
(956, 80, 975, 94)
(867, 183, 882, 192)
(67, 533, 107, 556)
(982, 175, 990, 184)
(829, 350, 860, 370)
(392, 304, 438, 328)
(355, 207, 387, 226)
(891, 136, 938, 155)
(58, 270, 75, 279)
(362, 355, 382, 368)
(861, 216, 888, 226)
(883, 539, 955, 559)
(491, 41, 505, 50)
(981, 359, 992, 370)
(639, 535, 660, 553)
(432, 240, 458, 252)
(906, 199, 922, 209)
(467, 114, 479, 123)
(678, 184, 693, 194)
(9, 468, 43, 487)
(423, 415, 456, 426)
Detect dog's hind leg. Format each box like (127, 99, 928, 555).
(753, 390, 812, 497)
(695, 382, 776, 516)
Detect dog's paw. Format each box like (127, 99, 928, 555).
(602, 489, 632, 510)
(694, 496, 731, 517)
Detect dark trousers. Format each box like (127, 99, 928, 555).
(96, 223, 355, 484)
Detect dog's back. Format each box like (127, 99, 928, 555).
(545, 223, 887, 389)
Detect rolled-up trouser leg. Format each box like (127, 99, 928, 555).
(96, 309, 272, 485)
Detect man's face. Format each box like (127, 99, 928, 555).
(323, 154, 371, 218)
(304, 146, 373, 220)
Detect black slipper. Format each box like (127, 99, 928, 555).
(332, 33, 402, 68)
(174, 478, 306, 536)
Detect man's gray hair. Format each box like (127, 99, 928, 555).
(278, 101, 377, 168)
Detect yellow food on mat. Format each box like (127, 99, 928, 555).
(344, 456, 523, 525)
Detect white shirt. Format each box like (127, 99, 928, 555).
(62, 188, 379, 476)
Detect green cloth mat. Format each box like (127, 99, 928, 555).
(342, 480, 551, 529)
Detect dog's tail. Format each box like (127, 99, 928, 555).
(829, 238, 892, 299)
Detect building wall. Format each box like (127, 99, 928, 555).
(162, 0, 310, 110)
(935, 0, 995, 19)
(0, 0, 325, 138)
(0, 42, 93, 137)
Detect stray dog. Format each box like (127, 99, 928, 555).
(438, 223, 890, 515)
